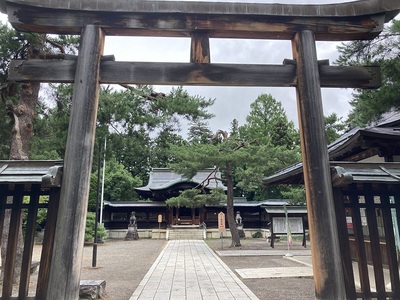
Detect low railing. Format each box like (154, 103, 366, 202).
(332, 163, 400, 299)
(0, 161, 62, 299)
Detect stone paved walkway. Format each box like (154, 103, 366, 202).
(130, 240, 259, 300)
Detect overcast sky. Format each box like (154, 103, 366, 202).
(0, 0, 388, 134)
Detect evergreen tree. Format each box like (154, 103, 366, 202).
(0, 23, 78, 282)
(187, 119, 213, 144)
(239, 94, 298, 149)
(236, 94, 301, 201)
(337, 20, 400, 126)
(88, 158, 142, 210)
(168, 125, 299, 246)
(324, 113, 347, 144)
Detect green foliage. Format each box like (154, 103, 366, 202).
(0, 23, 33, 159)
(150, 128, 185, 168)
(233, 145, 300, 200)
(281, 186, 306, 205)
(27, 82, 215, 203)
(88, 158, 142, 210)
(337, 20, 400, 127)
(203, 187, 226, 203)
(85, 212, 107, 242)
(169, 95, 301, 202)
(97, 85, 214, 134)
(232, 94, 301, 200)
(22, 196, 49, 232)
(0, 23, 79, 159)
(188, 120, 213, 144)
(166, 187, 225, 208)
(324, 113, 347, 144)
(252, 231, 263, 238)
(30, 84, 73, 159)
(239, 94, 299, 148)
(95, 85, 214, 181)
(168, 105, 300, 246)
(166, 189, 199, 208)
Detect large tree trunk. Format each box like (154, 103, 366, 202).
(1, 40, 41, 283)
(225, 165, 241, 247)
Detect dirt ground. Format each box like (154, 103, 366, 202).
(18, 237, 316, 299)
(206, 238, 316, 300)
(80, 239, 167, 300)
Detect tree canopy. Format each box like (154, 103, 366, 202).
(166, 188, 225, 209)
(337, 19, 400, 127)
(167, 94, 302, 246)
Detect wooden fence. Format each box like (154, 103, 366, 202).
(332, 162, 400, 299)
(0, 161, 62, 299)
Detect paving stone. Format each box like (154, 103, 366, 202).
(130, 240, 259, 300)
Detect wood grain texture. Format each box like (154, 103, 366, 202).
(35, 188, 60, 299)
(2, 184, 24, 299)
(190, 33, 210, 63)
(349, 185, 372, 299)
(332, 188, 357, 299)
(9, 59, 381, 88)
(292, 30, 346, 299)
(380, 186, 400, 298)
(364, 184, 386, 297)
(3, 0, 399, 18)
(18, 184, 40, 299)
(46, 25, 104, 300)
(3, 0, 398, 40)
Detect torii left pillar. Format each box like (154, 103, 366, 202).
(46, 25, 104, 299)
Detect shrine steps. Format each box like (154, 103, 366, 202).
(167, 227, 205, 240)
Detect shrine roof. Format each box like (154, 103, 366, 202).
(135, 168, 226, 194)
(103, 201, 167, 208)
(205, 198, 275, 207)
(263, 206, 307, 215)
(263, 124, 400, 186)
(0, 160, 63, 188)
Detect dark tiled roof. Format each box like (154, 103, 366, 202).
(103, 201, 167, 208)
(374, 110, 400, 127)
(264, 125, 400, 185)
(135, 168, 226, 193)
(0, 160, 63, 187)
(331, 162, 400, 186)
(264, 206, 307, 215)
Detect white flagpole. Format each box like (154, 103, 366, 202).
(99, 138, 106, 224)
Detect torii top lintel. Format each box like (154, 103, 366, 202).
(1, 0, 399, 41)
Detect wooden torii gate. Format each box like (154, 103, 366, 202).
(2, 0, 400, 299)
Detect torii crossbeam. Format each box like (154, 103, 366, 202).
(1, 0, 400, 299)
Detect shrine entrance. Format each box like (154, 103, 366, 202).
(2, 0, 400, 299)
(172, 207, 201, 226)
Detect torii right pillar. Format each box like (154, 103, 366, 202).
(292, 30, 347, 299)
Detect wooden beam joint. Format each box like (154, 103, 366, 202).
(190, 32, 210, 63)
